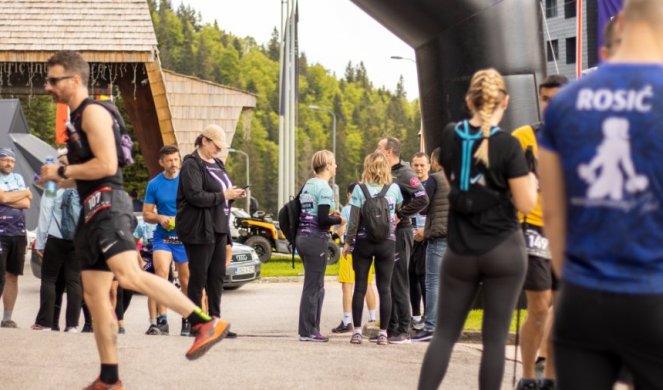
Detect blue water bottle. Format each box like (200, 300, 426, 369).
(44, 156, 57, 197)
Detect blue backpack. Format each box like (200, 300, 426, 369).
(55, 189, 80, 240)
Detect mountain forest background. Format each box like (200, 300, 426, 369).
(20, 0, 421, 214)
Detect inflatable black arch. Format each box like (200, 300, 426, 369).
(352, 0, 547, 153)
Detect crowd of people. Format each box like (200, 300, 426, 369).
(295, 2, 663, 389)
(25, 50, 235, 389)
(1, 1, 662, 388)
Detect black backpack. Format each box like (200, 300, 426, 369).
(277, 187, 303, 268)
(68, 98, 135, 167)
(447, 120, 506, 214)
(358, 183, 391, 242)
(93, 100, 135, 167)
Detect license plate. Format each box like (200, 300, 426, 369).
(235, 265, 255, 275)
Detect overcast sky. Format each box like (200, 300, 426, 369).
(181, 0, 420, 99)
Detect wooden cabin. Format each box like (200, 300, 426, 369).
(0, 0, 256, 175)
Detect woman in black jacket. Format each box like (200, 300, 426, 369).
(176, 125, 246, 330)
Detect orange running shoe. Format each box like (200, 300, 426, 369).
(82, 377, 124, 390)
(185, 318, 230, 360)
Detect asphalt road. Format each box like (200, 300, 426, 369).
(0, 269, 524, 389)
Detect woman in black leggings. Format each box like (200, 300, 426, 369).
(418, 68, 537, 390)
(296, 150, 343, 342)
(343, 152, 403, 345)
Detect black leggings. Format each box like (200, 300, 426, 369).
(418, 230, 526, 390)
(184, 233, 228, 318)
(410, 240, 427, 317)
(114, 287, 134, 321)
(35, 237, 82, 328)
(296, 235, 328, 337)
(352, 238, 395, 330)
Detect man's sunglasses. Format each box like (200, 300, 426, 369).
(45, 75, 74, 86)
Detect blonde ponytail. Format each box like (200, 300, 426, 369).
(466, 68, 507, 168)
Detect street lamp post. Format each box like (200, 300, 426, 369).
(228, 148, 251, 213)
(308, 104, 339, 204)
(390, 55, 424, 152)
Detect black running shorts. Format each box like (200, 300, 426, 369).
(75, 189, 137, 271)
(523, 255, 559, 291)
(0, 235, 27, 275)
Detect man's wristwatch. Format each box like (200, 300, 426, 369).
(57, 165, 68, 179)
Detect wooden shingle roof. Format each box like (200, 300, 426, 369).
(0, 0, 157, 62)
(162, 70, 258, 156)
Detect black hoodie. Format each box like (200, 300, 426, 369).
(175, 150, 232, 244)
(392, 161, 429, 229)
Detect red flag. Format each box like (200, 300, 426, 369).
(54, 103, 68, 144)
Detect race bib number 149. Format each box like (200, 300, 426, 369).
(524, 228, 551, 260)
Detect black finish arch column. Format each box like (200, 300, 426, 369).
(352, 0, 546, 152)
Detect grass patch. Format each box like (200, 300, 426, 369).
(464, 309, 527, 333)
(260, 253, 340, 277)
(261, 257, 526, 333)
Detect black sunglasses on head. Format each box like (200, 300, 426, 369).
(45, 75, 74, 86)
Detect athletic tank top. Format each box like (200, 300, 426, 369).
(67, 99, 123, 199)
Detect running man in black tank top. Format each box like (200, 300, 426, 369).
(40, 50, 229, 390)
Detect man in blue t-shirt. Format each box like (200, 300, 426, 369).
(0, 148, 31, 328)
(143, 145, 191, 336)
(539, 2, 663, 387)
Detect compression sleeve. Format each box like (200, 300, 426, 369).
(316, 204, 341, 228)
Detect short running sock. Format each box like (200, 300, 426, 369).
(187, 307, 212, 326)
(149, 318, 157, 326)
(413, 315, 422, 322)
(100, 364, 119, 384)
(342, 312, 352, 326)
(368, 310, 377, 322)
(157, 314, 167, 324)
(3, 310, 12, 321)
(353, 329, 362, 336)
(379, 329, 388, 336)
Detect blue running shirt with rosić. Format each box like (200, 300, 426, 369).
(144, 173, 179, 240)
(349, 183, 403, 241)
(539, 63, 663, 294)
(298, 178, 336, 239)
(0, 172, 26, 236)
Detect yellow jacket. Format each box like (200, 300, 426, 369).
(511, 125, 543, 227)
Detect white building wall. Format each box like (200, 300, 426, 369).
(543, 0, 590, 80)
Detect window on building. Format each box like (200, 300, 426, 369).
(565, 0, 577, 18)
(566, 37, 577, 64)
(547, 40, 559, 62)
(546, 0, 558, 18)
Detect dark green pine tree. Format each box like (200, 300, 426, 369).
(265, 27, 280, 61)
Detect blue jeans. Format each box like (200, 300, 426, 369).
(424, 238, 446, 330)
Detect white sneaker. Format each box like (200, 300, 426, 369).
(64, 326, 79, 333)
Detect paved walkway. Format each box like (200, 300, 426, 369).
(1, 271, 525, 389)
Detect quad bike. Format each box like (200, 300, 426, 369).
(232, 209, 340, 265)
